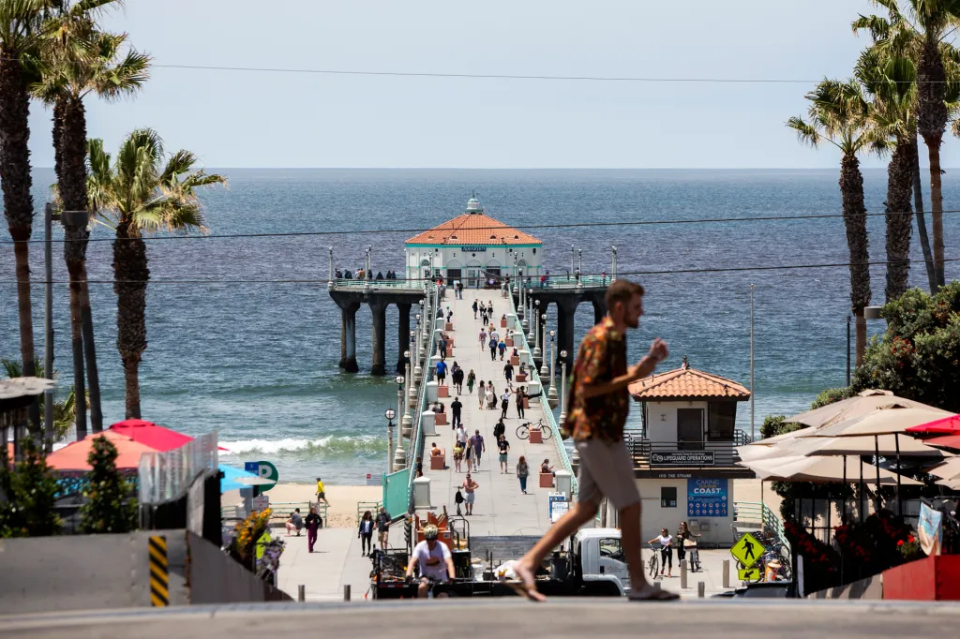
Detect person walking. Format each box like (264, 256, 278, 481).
(498, 339, 507, 361)
(489, 336, 498, 361)
(456, 423, 468, 448)
(497, 434, 510, 473)
(477, 381, 486, 409)
(453, 441, 465, 473)
(676, 521, 701, 566)
(453, 365, 464, 394)
(479, 328, 487, 352)
(435, 359, 448, 386)
(451, 396, 463, 428)
(486, 383, 498, 410)
(503, 360, 514, 387)
(467, 369, 476, 394)
(305, 505, 323, 553)
(469, 429, 485, 471)
(439, 336, 449, 360)
(316, 477, 330, 507)
(516, 456, 530, 494)
(506, 279, 676, 602)
(359, 510, 375, 556)
(514, 386, 527, 419)
(493, 418, 505, 442)
(649, 528, 674, 578)
(473, 300, 479, 319)
(500, 389, 511, 420)
(461, 474, 479, 515)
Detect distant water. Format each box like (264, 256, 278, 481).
(2, 168, 959, 483)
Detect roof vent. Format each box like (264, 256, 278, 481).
(466, 196, 483, 214)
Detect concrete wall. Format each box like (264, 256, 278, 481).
(187, 532, 291, 604)
(807, 576, 882, 600)
(0, 531, 189, 614)
(646, 401, 708, 443)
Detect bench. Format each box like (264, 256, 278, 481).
(540, 473, 554, 488)
(435, 411, 448, 425)
(266, 501, 328, 528)
(430, 454, 447, 470)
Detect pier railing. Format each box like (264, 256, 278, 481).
(330, 278, 425, 292)
(507, 286, 578, 495)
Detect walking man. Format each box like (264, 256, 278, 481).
(316, 477, 330, 506)
(503, 360, 514, 387)
(439, 336, 448, 360)
(473, 300, 479, 319)
(305, 506, 323, 553)
(489, 337, 498, 361)
(451, 396, 463, 429)
(500, 389, 511, 420)
(436, 359, 448, 386)
(376, 506, 392, 550)
(469, 429, 485, 471)
(508, 280, 676, 602)
(461, 474, 479, 515)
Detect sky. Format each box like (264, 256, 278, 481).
(24, 0, 960, 169)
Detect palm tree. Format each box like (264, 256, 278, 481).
(34, 7, 150, 437)
(788, 80, 880, 365)
(0, 0, 53, 440)
(87, 129, 226, 418)
(856, 48, 918, 301)
(854, 0, 960, 289)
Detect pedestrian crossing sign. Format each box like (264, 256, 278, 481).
(730, 532, 763, 569)
(738, 566, 761, 581)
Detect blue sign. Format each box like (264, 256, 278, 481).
(461, 246, 488, 252)
(687, 478, 728, 517)
(548, 493, 568, 523)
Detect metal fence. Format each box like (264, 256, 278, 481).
(404, 283, 440, 512)
(734, 500, 790, 553)
(138, 431, 219, 504)
(507, 285, 578, 495)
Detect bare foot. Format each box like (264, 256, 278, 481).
(513, 562, 547, 602)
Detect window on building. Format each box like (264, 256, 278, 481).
(661, 486, 677, 508)
(708, 402, 737, 441)
(533, 248, 537, 254)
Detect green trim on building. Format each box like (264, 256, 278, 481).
(404, 243, 542, 250)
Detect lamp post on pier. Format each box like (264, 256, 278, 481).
(540, 317, 550, 377)
(414, 318, 424, 383)
(403, 352, 414, 436)
(385, 407, 396, 474)
(547, 331, 559, 408)
(558, 350, 569, 423)
(578, 248, 582, 277)
(328, 247, 334, 282)
(533, 300, 542, 359)
(570, 246, 575, 282)
(612, 246, 618, 282)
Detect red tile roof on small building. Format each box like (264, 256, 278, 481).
(405, 212, 541, 246)
(629, 356, 751, 401)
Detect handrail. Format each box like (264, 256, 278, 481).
(734, 501, 790, 553)
(404, 283, 440, 513)
(507, 285, 578, 495)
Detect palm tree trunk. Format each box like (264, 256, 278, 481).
(67, 260, 88, 441)
(926, 139, 946, 288)
(59, 95, 103, 432)
(840, 153, 871, 366)
(113, 220, 150, 419)
(912, 134, 937, 292)
(0, 50, 40, 437)
(884, 136, 914, 302)
(918, 38, 948, 289)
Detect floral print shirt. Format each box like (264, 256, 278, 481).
(563, 316, 629, 443)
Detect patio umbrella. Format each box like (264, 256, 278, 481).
(802, 406, 952, 438)
(46, 431, 158, 472)
(220, 464, 274, 492)
(928, 457, 960, 481)
(744, 454, 921, 485)
(923, 435, 960, 452)
(783, 389, 949, 430)
(109, 418, 228, 452)
(905, 414, 960, 435)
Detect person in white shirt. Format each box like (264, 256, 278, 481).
(648, 528, 674, 578)
(406, 524, 456, 598)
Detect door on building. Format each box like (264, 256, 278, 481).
(677, 408, 704, 450)
(447, 268, 462, 286)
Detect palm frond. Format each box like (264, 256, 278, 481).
(786, 116, 824, 147)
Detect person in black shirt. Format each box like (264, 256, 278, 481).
(305, 506, 323, 553)
(376, 507, 392, 550)
(493, 418, 505, 442)
(359, 510, 375, 556)
(451, 396, 463, 428)
(497, 435, 510, 473)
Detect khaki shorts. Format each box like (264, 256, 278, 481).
(575, 439, 641, 510)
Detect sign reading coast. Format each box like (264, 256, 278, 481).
(650, 451, 715, 466)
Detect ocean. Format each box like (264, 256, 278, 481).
(2, 168, 958, 483)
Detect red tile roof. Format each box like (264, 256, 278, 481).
(405, 213, 541, 246)
(629, 358, 750, 401)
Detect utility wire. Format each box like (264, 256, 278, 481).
(4, 257, 958, 285)
(4, 208, 958, 246)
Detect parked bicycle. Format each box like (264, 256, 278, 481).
(646, 543, 661, 581)
(516, 418, 552, 441)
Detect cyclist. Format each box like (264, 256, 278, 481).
(406, 524, 456, 598)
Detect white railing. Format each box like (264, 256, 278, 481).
(405, 283, 440, 511)
(138, 431, 219, 504)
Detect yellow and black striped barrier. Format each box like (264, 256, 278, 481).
(149, 535, 169, 607)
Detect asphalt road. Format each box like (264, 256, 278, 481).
(1, 600, 959, 639)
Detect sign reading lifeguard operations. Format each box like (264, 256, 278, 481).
(687, 478, 728, 517)
(650, 451, 715, 466)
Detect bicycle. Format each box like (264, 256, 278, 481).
(647, 544, 661, 580)
(516, 418, 553, 441)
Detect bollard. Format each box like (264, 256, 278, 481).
(722, 560, 730, 589)
(298, 585, 305, 602)
(698, 582, 705, 599)
(680, 559, 687, 589)
(344, 584, 351, 602)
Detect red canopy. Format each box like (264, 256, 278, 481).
(46, 431, 158, 471)
(923, 435, 960, 451)
(108, 419, 194, 452)
(905, 414, 960, 435)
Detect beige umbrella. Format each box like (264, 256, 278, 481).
(739, 433, 944, 463)
(783, 389, 949, 430)
(744, 454, 922, 485)
(803, 406, 954, 438)
(928, 457, 960, 481)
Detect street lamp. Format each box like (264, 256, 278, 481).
(385, 407, 396, 474)
(408, 335, 418, 399)
(558, 350, 569, 423)
(547, 331, 558, 408)
(571, 246, 575, 282)
(578, 248, 582, 276)
(612, 246, 618, 282)
(328, 246, 334, 282)
(540, 320, 550, 376)
(403, 354, 414, 435)
(533, 300, 542, 359)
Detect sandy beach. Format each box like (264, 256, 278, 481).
(223, 482, 383, 528)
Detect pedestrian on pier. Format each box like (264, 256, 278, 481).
(359, 510, 375, 556)
(506, 279, 676, 602)
(498, 339, 507, 361)
(486, 383, 498, 410)
(514, 386, 527, 419)
(477, 381, 486, 408)
(453, 442, 465, 473)
(503, 361, 514, 386)
(376, 507, 391, 550)
(435, 359, 448, 385)
(467, 370, 476, 394)
(439, 337, 449, 360)
(489, 338, 498, 361)
(469, 430, 485, 471)
(493, 418, 505, 442)
(305, 506, 323, 553)
(473, 300, 479, 318)
(516, 456, 530, 494)
(451, 396, 463, 428)
(479, 328, 487, 351)
(498, 435, 510, 473)
(462, 474, 479, 515)
(453, 365, 464, 393)
(500, 390, 511, 420)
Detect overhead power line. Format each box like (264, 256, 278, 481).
(4, 208, 958, 246)
(3, 257, 957, 286)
